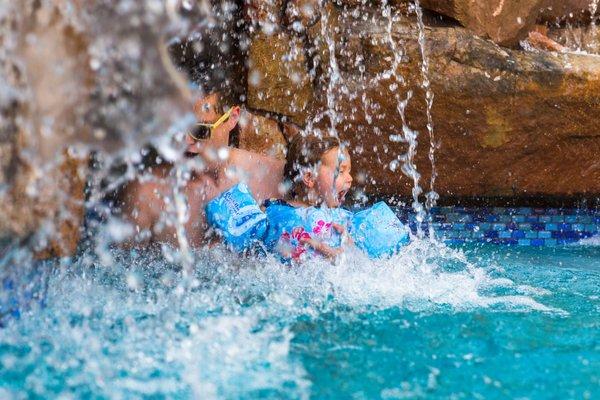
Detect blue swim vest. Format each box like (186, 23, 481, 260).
(263, 200, 352, 261)
(205, 183, 267, 251)
(350, 202, 410, 258)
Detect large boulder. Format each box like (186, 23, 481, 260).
(238, 111, 288, 160)
(247, 31, 314, 124)
(247, 4, 600, 200)
(418, 0, 546, 47)
(0, 1, 195, 256)
(539, 0, 597, 23)
(404, 1, 599, 47)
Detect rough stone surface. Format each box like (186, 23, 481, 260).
(33, 152, 88, 259)
(419, 0, 546, 47)
(284, 0, 321, 32)
(238, 111, 287, 160)
(548, 24, 600, 54)
(0, 1, 194, 256)
(539, 0, 597, 23)
(0, 145, 88, 258)
(244, 0, 284, 34)
(409, 0, 599, 45)
(247, 5, 600, 200)
(0, 142, 13, 186)
(0, 3, 91, 256)
(247, 31, 314, 124)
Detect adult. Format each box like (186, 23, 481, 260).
(119, 92, 284, 248)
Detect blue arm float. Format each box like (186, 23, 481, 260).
(350, 202, 410, 259)
(205, 183, 267, 252)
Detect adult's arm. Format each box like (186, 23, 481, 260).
(119, 178, 165, 247)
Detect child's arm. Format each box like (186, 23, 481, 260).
(332, 223, 354, 247)
(299, 223, 352, 260)
(299, 236, 344, 260)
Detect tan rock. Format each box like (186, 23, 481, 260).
(285, 0, 321, 32)
(33, 151, 88, 259)
(418, 0, 547, 47)
(539, 0, 597, 23)
(0, 1, 194, 257)
(247, 8, 600, 199)
(405, 0, 600, 47)
(0, 142, 88, 258)
(244, 0, 284, 34)
(0, 2, 92, 257)
(247, 31, 314, 124)
(548, 24, 600, 54)
(238, 111, 287, 160)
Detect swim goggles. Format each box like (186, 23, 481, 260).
(188, 107, 235, 141)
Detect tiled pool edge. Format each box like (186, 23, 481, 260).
(396, 206, 600, 246)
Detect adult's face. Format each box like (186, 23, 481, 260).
(186, 93, 240, 155)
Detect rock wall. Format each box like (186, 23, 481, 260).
(2, 0, 600, 258)
(418, 0, 546, 47)
(0, 1, 196, 256)
(244, 1, 600, 201)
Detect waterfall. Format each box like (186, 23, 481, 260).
(413, 0, 438, 214)
(591, 0, 599, 41)
(413, 0, 439, 238)
(382, 1, 426, 237)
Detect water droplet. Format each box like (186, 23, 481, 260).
(249, 70, 262, 87)
(90, 58, 101, 71)
(217, 147, 230, 160)
(181, 0, 193, 11)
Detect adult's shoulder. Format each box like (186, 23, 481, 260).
(120, 165, 172, 221)
(230, 148, 284, 170)
(228, 148, 285, 202)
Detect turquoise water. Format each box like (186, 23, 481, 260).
(0, 240, 598, 399)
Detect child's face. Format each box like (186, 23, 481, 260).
(315, 147, 353, 208)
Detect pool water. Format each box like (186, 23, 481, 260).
(0, 239, 598, 399)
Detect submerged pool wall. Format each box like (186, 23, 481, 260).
(2, 1, 600, 261)
(398, 206, 600, 246)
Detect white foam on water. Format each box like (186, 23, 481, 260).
(0, 255, 310, 399)
(168, 315, 310, 400)
(575, 235, 600, 246)
(201, 238, 556, 316)
(0, 236, 558, 398)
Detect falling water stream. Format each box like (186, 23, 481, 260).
(591, 0, 599, 40)
(381, 1, 426, 235)
(413, 0, 439, 221)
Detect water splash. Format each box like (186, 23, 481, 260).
(320, 4, 342, 141)
(317, 3, 355, 207)
(413, 0, 439, 221)
(591, 0, 599, 24)
(0, 196, 564, 398)
(382, 2, 426, 236)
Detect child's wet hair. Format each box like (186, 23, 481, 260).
(284, 133, 341, 199)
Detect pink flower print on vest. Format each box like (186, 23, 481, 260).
(312, 220, 333, 241)
(280, 227, 311, 260)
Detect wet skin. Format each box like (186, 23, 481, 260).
(121, 94, 283, 248)
(288, 146, 354, 260)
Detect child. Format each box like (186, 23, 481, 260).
(206, 132, 409, 259)
(263, 133, 354, 262)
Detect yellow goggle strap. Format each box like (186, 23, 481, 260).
(196, 107, 234, 131)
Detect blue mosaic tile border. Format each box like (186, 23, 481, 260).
(396, 207, 600, 246)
